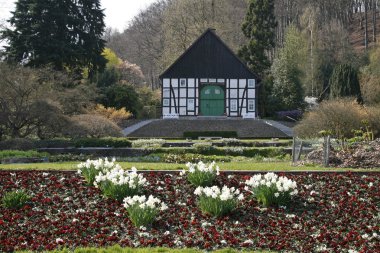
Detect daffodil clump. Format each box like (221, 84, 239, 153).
(181, 161, 220, 187)
(77, 158, 116, 185)
(123, 195, 168, 227)
(194, 185, 243, 217)
(94, 166, 147, 201)
(245, 172, 298, 207)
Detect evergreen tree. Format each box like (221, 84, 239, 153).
(271, 25, 305, 111)
(238, 0, 277, 76)
(329, 64, 363, 103)
(1, 0, 106, 78)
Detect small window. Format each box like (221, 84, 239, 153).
(188, 99, 194, 105)
(248, 100, 255, 111)
(248, 79, 255, 88)
(163, 99, 170, 106)
(180, 79, 186, 87)
(230, 100, 237, 111)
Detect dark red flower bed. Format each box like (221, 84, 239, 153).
(1, 170, 380, 252)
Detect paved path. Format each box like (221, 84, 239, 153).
(264, 120, 294, 137)
(122, 119, 157, 136)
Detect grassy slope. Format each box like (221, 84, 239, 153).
(1, 161, 379, 172)
(17, 245, 275, 253)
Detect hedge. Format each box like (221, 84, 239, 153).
(183, 131, 238, 139)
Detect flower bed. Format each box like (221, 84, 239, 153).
(0, 170, 379, 252)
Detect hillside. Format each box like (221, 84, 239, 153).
(349, 10, 380, 51)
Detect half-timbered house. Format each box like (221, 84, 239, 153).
(160, 28, 259, 119)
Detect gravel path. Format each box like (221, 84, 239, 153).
(127, 119, 290, 138)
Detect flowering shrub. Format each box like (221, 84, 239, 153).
(224, 146, 245, 155)
(95, 166, 147, 201)
(77, 158, 116, 185)
(181, 161, 220, 187)
(245, 172, 298, 207)
(1, 190, 31, 209)
(194, 185, 243, 217)
(132, 139, 165, 148)
(162, 153, 231, 164)
(123, 195, 168, 227)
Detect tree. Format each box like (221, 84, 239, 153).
(270, 25, 305, 111)
(1, 0, 106, 78)
(238, 0, 277, 76)
(0, 63, 68, 139)
(329, 64, 363, 103)
(360, 45, 380, 104)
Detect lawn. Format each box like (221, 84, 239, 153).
(1, 170, 379, 252)
(1, 161, 380, 172)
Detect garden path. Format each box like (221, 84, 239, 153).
(122, 119, 158, 136)
(263, 120, 294, 137)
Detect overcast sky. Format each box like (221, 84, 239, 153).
(0, 0, 158, 32)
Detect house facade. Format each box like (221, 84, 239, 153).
(160, 29, 259, 119)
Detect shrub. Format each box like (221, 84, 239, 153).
(77, 158, 117, 185)
(220, 138, 241, 146)
(224, 147, 245, 155)
(0, 138, 35, 151)
(93, 104, 133, 126)
(183, 131, 238, 139)
(181, 161, 220, 187)
(75, 137, 132, 148)
(294, 99, 366, 141)
(162, 153, 231, 164)
(0, 150, 49, 160)
(67, 114, 123, 138)
(276, 110, 302, 121)
(245, 173, 298, 207)
(123, 195, 168, 227)
(194, 185, 243, 217)
(132, 139, 166, 148)
(95, 167, 147, 201)
(193, 143, 216, 154)
(35, 138, 74, 148)
(2, 190, 31, 209)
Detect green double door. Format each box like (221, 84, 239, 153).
(200, 85, 225, 116)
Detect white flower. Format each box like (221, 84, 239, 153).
(164, 231, 170, 235)
(160, 203, 168, 211)
(237, 194, 244, 201)
(243, 239, 253, 244)
(194, 187, 203, 196)
(274, 192, 280, 198)
(362, 233, 369, 239)
(368, 182, 373, 187)
(55, 238, 64, 244)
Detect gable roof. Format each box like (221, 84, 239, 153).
(160, 28, 259, 80)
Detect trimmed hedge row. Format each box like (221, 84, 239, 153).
(0, 138, 132, 150)
(183, 131, 238, 139)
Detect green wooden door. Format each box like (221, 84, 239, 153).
(200, 86, 225, 116)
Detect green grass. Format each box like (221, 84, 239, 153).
(1, 161, 379, 172)
(17, 245, 275, 253)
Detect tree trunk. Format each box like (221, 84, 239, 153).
(365, 0, 369, 49)
(373, 0, 377, 42)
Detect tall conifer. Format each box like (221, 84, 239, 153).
(1, 0, 106, 78)
(238, 0, 277, 76)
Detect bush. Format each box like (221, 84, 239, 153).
(181, 161, 219, 187)
(0, 138, 35, 151)
(245, 173, 298, 207)
(276, 110, 302, 121)
(35, 138, 74, 148)
(67, 114, 123, 138)
(193, 143, 216, 154)
(183, 131, 238, 139)
(2, 190, 31, 209)
(162, 153, 231, 164)
(93, 104, 133, 126)
(295, 99, 366, 140)
(132, 139, 166, 148)
(77, 158, 117, 185)
(95, 167, 147, 201)
(123, 195, 168, 227)
(0, 150, 49, 160)
(194, 186, 243, 217)
(75, 138, 132, 148)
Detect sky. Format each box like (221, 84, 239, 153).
(0, 0, 158, 32)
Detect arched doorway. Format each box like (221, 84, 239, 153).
(200, 85, 225, 116)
